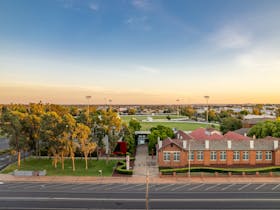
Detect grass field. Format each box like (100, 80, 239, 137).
(120, 114, 186, 123)
(120, 115, 218, 131)
(2, 158, 118, 176)
(140, 122, 211, 131)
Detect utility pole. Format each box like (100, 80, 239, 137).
(146, 170, 149, 210)
(188, 141, 191, 179)
(204, 96, 210, 123)
(85, 96, 91, 124)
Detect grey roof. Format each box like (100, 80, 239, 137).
(233, 128, 250, 135)
(159, 138, 280, 151)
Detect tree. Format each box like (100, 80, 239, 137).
(148, 125, 174, 154)
(180, 106, 196, 119)
(220, 117, 242, 134)
(40, 111, 63, 168)
(0, 109, 27, 169)
(129, 118, 141, 131)
(73, 123, 96, 170)
(248, 120, 280, 138)
(128, 108, 136, 115)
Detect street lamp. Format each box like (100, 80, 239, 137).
(176, 98, 184, 116)
(204, 96, 210, 123)
(188, 140, 191, 179)
(85, 96, 92, 123)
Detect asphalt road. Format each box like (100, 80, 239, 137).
(1, 182, 280, 209)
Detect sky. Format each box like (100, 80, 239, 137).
(1, 0, 280, 104)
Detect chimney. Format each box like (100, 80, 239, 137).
(274, 140, 278, 150)
(205, 140, 209, 149)
(158, 137, 162, 149)
(227, 140, 232, 149)
(183, 140, 187, 149)
(250, 140, 254, 149)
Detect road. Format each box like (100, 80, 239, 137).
(1, 182, 280, 209)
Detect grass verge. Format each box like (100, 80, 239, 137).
(2, 157, 118, 176)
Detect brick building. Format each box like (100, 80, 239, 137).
(157, 133, 280, 168)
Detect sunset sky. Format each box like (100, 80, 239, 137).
(1, 0, 280, 104)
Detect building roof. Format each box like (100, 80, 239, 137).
(175, 130, 193, 140)
(233, 128, 250, 136)
(189, 128, 224, 140)
(224, 131, 251, 140)
(158, 138, 280, 151)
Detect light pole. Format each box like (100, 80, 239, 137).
(188, 141, 191, 179)
(86, 96, 91, 117)
(176, 98, 184, 116)
(204, 96, 210, 123)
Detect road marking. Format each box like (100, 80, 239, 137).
(238, 183, 251, 191)
(1, 197, 280, 202)
(255, 183, 266, 190)
(204, 184, 221, 191)
(170, 184, 191, 191)
(189, 183, 205, 191)
(221, 184, 235, 191)
(272, 184, 280, 191)
(119, 184, 144, 191)
(154, 184, 175, 191)
(0, 182, 3, 185)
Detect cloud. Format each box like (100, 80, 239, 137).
(235, 49, 280, 73)
(209, 26, 251, 49)
(124, 16, 151, 31)
(132, 0, 151, 10)
(89, 3, 99, 11)
(136, 66, 160, 74)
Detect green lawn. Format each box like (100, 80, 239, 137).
(120, 115, 219, 131)
(2, 158, 118, 176)
(140, 122, 212, 131)
(120, 115, 186, 123)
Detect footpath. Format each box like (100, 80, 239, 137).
(2, 174, 280, 184)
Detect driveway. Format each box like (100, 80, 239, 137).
(133, 145, 159, 178)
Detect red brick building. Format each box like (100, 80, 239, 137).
(157, 130, 280, 168)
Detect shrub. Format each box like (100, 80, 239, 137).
(115, 160, 133, 175)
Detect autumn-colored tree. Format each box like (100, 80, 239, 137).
(73, 123, 96, 170)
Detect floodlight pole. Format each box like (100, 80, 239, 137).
(204, 96, 210, 123)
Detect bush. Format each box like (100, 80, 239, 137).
(160, 166, 280, 175)
(115, 160, 133, 175)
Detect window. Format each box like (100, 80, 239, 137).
(197, 151, 204, 161)
(163, 152, 170, 161)
(256, 151, 262, 160)
(243, 151, 249, 160)
(220, 151, 226, 161)
(210, 151, 217, 160)
(266, 151, 272, 160)
(174, 152, 180, 161)
(188, 151, 194, 161)
(233, 151, 240, 161)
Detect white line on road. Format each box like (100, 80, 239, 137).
(272, 184, 280, 191)
(170, 184, 191, 191)
(189, 183, 205, 191)
(238, 183, 251, 191)
(154, 184, 175, 191)
(204, 184, 221, 191)
(1, 197, 280, 202)
(255, 183, 266, 190)
(0, 182, 3, 185)
(221, 184, 235, 191)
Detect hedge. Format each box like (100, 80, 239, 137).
(0, 149, 11, 156)
(160, 166, 280, 175)
(115, 158, 134, 175)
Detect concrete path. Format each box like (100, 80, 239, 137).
(133, 145, 159, 178)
